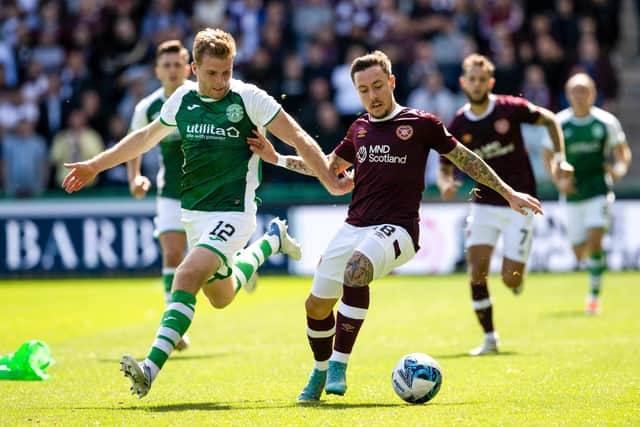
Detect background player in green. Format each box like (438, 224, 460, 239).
(61, 28, 351, 398)
(126, 40, 193, 351)
(548, 73, 632, 315)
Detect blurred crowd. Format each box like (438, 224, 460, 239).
(0, 0, 630, 197)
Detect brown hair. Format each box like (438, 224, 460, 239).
(461, 53, 495, 76)
(349, 50, 392, 82)
(156, 39, 190, 63)
(192, 28, 236, 64)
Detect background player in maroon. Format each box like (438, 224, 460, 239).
(437, 54, 573, 356)
(247, 51, 542, 401)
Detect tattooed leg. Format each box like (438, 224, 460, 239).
(329, 251, 373, 367)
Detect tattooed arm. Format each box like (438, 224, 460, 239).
(246, 130, 354, 195)
(443, 142, 543, 215)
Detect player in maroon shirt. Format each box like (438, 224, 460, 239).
(247, 51, 542, 401)
(437, 54, 573, 356)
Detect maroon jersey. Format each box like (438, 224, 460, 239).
(444, 94, 540, 206)
(334, 107, 457, 249)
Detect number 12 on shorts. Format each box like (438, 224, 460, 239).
(210, 221, 236, 242)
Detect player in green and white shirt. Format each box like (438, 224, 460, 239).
(547, 73, 631, 315)
(126, 41, 192, 351)
(61, 28, 351, 398)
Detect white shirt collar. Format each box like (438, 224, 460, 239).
(369, 103, 404, 122)
(463, 94, 496, 122)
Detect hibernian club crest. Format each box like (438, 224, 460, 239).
(226, 104, 244, 123)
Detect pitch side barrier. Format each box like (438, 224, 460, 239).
(2, 199, 639, 278)
(0, 199, 287, 278)
(288, 201, 640, 275)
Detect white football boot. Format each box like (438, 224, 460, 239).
(120, 354, 152, 398)
(469, 335, 499, 356)
(267, 217, 302, 260)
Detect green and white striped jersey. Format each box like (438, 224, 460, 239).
(556, 106, 626, 202)
(160, 79, 281, 212)
(130, 87, 183, 199)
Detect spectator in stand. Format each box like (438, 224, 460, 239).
(535, 33, 567, 97)
(0, 87, 38, 133)
(50, 110, 104, 187)
(141, 0, 190, 45)
(80, 89, 109, 138)
(279, 53, 306, 114)
(298, 76, 332, 130)
(303, 39, 334, 84)
(522, 64, 552, 110)
(292, 0, 333, 44)
(31, 29, 65, 74)
(102, 115, 130, 187)
(408, 40, 438, 89)
(332, 44, 367, 127)
(21, 60, 49, 104)
(407, 69, 461, 125)
(60, 50, 93, 104)
(312, 101, 345, 154)
(551, 0, 580, 53)
(432, 18, 470, 90)
(2, 114, 48, 198)
(37, 74, 68, 142)
(493, 43, 523, 96)
(572, 35, 618, 111)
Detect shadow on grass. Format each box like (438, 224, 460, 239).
(137, 402, 233, 412)
(97, 353, 225, 363)
(544, 310, 586, 318)
(73, 399, 481, 412)
(296, 402, 404, 409)
(432, 351, 518, 359)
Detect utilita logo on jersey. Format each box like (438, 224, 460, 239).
(185, 124, 240, 140)
(357, 145, 407, 164)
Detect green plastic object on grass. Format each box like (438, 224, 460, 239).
(0, 340, 54, 380)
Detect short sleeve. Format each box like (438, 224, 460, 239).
(604, 114, 627, 149)
(427, 118, 458, 155)
(234, 80, 282, 127)
(508, 96, 541, 124)
(333, 122, 357, 164)
(130, 101, 149, 131)
(160, 82, 193, 126)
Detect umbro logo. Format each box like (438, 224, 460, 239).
(187, 104, 200, 110)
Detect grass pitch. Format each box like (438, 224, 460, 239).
(0, 272, 638, 426)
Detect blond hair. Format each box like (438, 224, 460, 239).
(565, 72, 596, 93)
(350, 50, 392, 82)
(156, 39, 190, 64)
(462, 53, 495, 76)
(192, 28, 236, 64)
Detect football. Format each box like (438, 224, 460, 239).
(391, 353, 443, 404)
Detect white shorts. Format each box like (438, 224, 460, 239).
(154, 197, 184, 237)
(311, 223, 416, 299)
(465, 204, 534, 263)
(565, 195, 611, 246)
(181, 209, 256, 280)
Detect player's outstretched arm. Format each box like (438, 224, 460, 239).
(62, 118, 173, 193)
(264, 110, 351, 195)
(444, 143, 543, 216)
(247, 130, 354, 195)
